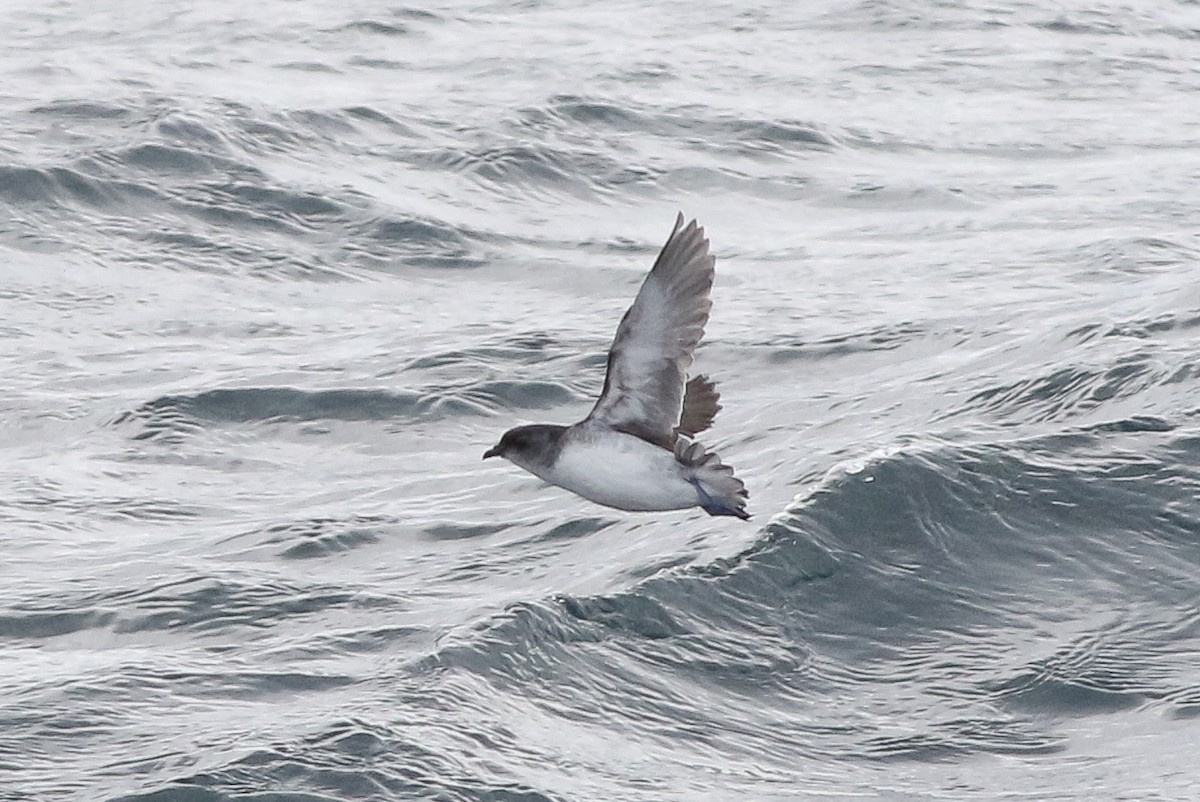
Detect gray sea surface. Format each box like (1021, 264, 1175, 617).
(3, 0, 1200, 800)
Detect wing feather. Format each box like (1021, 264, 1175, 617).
(585, 213, 716, 448)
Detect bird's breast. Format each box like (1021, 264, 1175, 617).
(543, 433, 697, 512)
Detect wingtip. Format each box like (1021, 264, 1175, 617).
(672, 210, 706, 234)
(673, 214, 709, 260)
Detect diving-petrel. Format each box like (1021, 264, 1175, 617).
(484, 214, 749, 520)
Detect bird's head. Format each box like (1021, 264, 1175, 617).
(483, 424, 565, 472)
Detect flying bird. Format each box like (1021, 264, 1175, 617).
(484, 213, 749, 520)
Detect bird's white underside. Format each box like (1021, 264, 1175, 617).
(520, 429, 698, 512)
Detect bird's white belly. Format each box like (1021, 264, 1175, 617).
(544, 434, 698, 512)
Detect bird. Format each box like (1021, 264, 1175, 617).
(483, 213, 749, 520)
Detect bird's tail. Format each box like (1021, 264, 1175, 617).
(675, 438, 750, 520)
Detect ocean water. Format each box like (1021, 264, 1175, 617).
(3, 0, 1200, 799)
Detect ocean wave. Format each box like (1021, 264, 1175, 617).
(105, 718, 561, 802)
(419, 429, 1200, 768)
(0, 571, 367, 641)
(764, 322, 926, 362)
(114, 380, 583, 440)
(3, 97, 493, 277)
(524, 94, 838, 156)
(1055, 236, 1198, 276)
(253, 515, 391, 560)
(959, 351, 1193, 425)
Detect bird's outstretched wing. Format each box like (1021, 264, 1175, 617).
(585, 213, 715, 449)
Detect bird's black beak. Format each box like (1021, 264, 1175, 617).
(482, 445, 502, 460)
